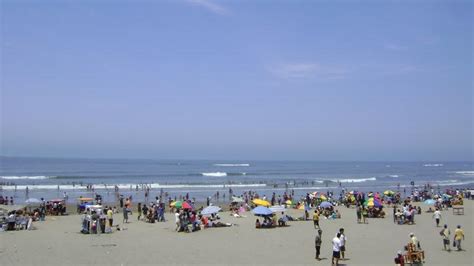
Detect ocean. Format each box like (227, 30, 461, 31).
(1, 157, 473, 203)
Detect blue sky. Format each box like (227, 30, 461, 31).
(1, 0, 472, 161)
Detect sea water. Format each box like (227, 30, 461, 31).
(1, 157, 472, 203)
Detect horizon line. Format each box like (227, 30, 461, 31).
(1, 155, 473, 163)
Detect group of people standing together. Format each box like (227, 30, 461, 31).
(314, 226, 347, 266)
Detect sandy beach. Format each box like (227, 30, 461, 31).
(1, 200, 472, 266)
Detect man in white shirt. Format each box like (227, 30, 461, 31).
(433, 209, 442, 227)
(339, 228, 347, 260)
(332, 233, 342, 266)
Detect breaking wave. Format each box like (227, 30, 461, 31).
(0, 183, 267, 190)
(202, 172, 227, 177)
(423, 164, 444, 167)
(328, 177, 377, 183)
(1, 176, 54, 180)
(214, 163, 250, 167)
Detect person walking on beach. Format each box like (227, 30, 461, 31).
(441, 224, 451, 251)
(313, 210, 320, 229)
(339, 228, 347, 260)
(433, 208, 442, 227)
(332, 232, 342, 266)
(123, 207, 129, 223)
(315, 229, 322, 260)
(137, 203, 142, 221)
(454, 225, 464, 251)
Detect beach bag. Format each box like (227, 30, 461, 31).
(453, 240, 456, 247)
(439, 229, 444, 236)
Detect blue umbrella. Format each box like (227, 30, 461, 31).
(319, 201, 333, 208)
(201, 206, 221, 215)
(252, 206, 273, 216)
(423, 199, 436, 205)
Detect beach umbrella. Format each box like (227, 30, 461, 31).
(319, 201, 333, 208)
(232, 196, 244, 203)
(423, 199, 436, 205)
(50, 198, 64, 202)
(171, 201, 193, 209)
(285, 200, 293, 205)
(269, 205, 286, 213)
(319, 195, 328, 201)
(201, 206, 221, 215)
(252, 199, 271, 207)
(252, 206, 273, 216)
(78, 198, 94, 201)
(25, 198, 42, 205)
(364, 198, 382, 207)
(384, 190, 395, 196)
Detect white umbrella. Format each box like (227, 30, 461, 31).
(232, 196, 244, 203)
(25, 198, 42, 206)
(201, 206, 221, 215)
(269, 205, 286, 213)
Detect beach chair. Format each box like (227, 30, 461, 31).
(404, 243, 425, 265)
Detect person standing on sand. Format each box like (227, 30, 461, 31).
(441, 224, 451, 251)
(107, 207, 113, 227)
(433, 208, 441, 227)
(332, 232, 342, 266)
(339, 228, 347, 260)
(454, 225, 464, 251)
(313, 210, 320, 229)
(315, 229, 322, 260)
(137, 203, 142, 221)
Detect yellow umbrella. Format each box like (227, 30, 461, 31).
(285, 200, 292, 205)
(384, 190, 395, 196)
(170, 201, 178, 207)
(78, 198, 94, 201)
(319, 195, 327, 201)
(252, 199, 271, 207)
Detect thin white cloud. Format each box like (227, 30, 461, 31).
(268, 63, 348, 80)
(186, 0, 228, 15)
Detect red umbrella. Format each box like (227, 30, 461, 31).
(182, 201, 194, 210)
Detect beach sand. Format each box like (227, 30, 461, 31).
(1, 201, 472, 265)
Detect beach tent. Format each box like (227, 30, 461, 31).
(252, 206, 273, 216)
(201, 206, 221, 215)
(252, 199, 271, 207)
(319, 201, 333, 208)
(269, 205, 286, 213)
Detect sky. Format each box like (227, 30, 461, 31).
(1, 0, 473, 161)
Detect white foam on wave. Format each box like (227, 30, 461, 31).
(329, 177, 377, 183)
(388, 175, 399, 178)
(202, 172, 227, 177)
(214, 163, 250, 167)
(0, 183, 267, 190)
(423, 164, 444, 167)
(1, 176, 53, 180)
(454, 171, 474, 176)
